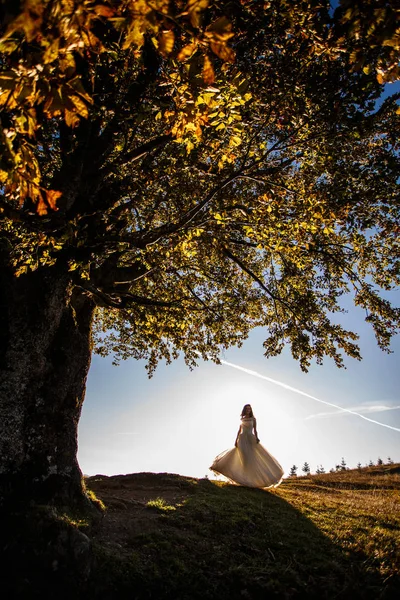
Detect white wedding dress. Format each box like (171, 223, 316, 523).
(210, 417, 284, 488)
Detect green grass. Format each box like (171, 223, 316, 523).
(87, 466, 400, 599)
(146, 497, 177, 512)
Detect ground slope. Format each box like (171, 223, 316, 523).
(85, 465, 400, 599)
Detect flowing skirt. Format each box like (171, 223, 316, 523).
(210, 431, 284, 489)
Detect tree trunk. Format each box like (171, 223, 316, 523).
(0, 260, 95, 510)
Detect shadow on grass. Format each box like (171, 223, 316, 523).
(91, 474, 398, 600)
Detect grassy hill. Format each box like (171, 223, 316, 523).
(83, 464, 400, 599)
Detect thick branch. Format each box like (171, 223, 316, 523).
(98, 134, 172, 178)
(77, 280, 186, 309)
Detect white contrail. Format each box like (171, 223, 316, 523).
(306, 404, 400, 421)
(221, 359, 400, 433)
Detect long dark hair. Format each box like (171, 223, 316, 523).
(241, 404, 254, 418)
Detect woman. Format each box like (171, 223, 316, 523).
(210, 404, 284, 488)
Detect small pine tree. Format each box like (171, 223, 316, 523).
(387, 457, 394, 465)
(340, 457, 347, 471)
(357, 462, 362, 470)
(368, 460, 374, 467)
(302, 461, 311, 475)
(329, 468, 335, 473)
(377, 457, 383, 465)
(335, 464, 341, 472)
(319, 465, 325, 474)
(289, 465, 298, 477)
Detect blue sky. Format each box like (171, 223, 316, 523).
(78, 284, 400, 479)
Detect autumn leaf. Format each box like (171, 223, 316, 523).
(68, 94, 89, 118)
(45, 189, 62, 211)
(43, 39, 60, 64)
(186, 0, 210, 28)
(210, 41, 235, 63)
(177, 43, 197, 62)
(159, 30, 175, 56)
(202, 55, 215, 85)
(65, 108, 80, 128)
(36, 193, 48, 216)
(93, 4, 115, 18)
(205, 17, 234, 42)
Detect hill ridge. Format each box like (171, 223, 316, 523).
(83, 464, 400, 599)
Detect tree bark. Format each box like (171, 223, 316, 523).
(0, 258, 95, 510)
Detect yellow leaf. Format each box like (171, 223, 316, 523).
(59, 53, 76, 75)
(186, 0, 210, 28)
(159, 30, 175, 56)
(0, 169, 9, 184)
(43, 39, 60, 64)
(69, 94, 89, 118)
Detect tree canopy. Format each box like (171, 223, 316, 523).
(1, 0, 399, 373)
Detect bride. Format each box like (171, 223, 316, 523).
(210, 404, 284, 488)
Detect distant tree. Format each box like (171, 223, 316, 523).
(377, 457, 383, 465)
(289, 465, 298, 477)
(330, 468, 335, 473)
(387, 457, 394, 465)
(340, 457, 347, 471)
(302, 462, 311, 475)
(316, 465, 325, 475)
(335, 464, 341, 472)
(357, 462, 362, 470)
(368, 460, 374, 467)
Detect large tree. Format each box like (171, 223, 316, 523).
(0, 0, 399, 510)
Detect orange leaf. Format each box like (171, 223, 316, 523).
(36, 193, 48, 216)
(45, 189, 62, 211)
(202, 55, 215, 85)
(210, 41, 235, 63)
(65, 108, 80, 128)
(177, 43, 197, 62)
(94, 4, 115, 18)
